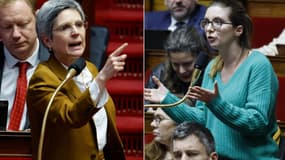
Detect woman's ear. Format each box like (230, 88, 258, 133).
(210, 152, 218, 160)
(235, 25, 243, 37)
(41, 35, 52, 50)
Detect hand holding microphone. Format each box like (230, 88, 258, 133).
(144, 52, 209, 108)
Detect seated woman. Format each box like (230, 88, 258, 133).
(145, 108, 177, 160)
(145, 26, 210, 106)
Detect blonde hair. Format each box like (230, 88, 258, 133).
(209, 55, 223, 78)
(0, 0, 35, 10)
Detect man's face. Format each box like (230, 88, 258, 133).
(0, 0, 37, 60)
(173, 135, 212, 160)
(164, 0, 197, 21)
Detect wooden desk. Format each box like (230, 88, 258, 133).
(145, 112, 154, 134)
(0, 131, 32, 157)
(277, 44, 285, 56)
(146, 49, 285, 76)
(268, 56, 285, 76)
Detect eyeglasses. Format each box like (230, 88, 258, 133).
(153, 116, 170, 124)
(53, 20, 87, 34)
(200, 18, 232, 30)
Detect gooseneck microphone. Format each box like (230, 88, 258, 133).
(189, 52, 209, 87)
(38, 58, 86, 160)
(144, 52, 209, 108)
(66, 57, 87, 80)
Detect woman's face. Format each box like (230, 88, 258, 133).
(47, 9, 86, 66)
(169, 52, 195, 83)
(151, 108, 176, 146)
(203, 5, 235, 50)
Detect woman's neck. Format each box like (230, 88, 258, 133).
(219, 45, 249, 83)
(220, 45, 248, 70)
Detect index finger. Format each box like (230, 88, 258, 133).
(109, 43, 128, 57)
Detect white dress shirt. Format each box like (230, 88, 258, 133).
(168, 17, 188, 31)
(72, 66, 108, 151)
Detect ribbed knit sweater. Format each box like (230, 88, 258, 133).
(162, 51, 279, 159)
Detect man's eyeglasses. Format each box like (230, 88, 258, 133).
(200, 18, 232, 30)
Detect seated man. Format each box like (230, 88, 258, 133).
(145, 0, 206, 32)
(172, 121, 218, 160)
(0, 0, 49, 131)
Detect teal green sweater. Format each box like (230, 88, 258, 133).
(163, 51, 279, 159)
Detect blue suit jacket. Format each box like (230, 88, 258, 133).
(145, 4, 206, 33)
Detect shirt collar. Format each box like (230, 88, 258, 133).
(169, 17, 188, 31)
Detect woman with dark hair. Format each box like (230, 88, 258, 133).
(144, 0, 279, 159)
(146, 26, 209, 106)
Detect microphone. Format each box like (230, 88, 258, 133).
(190, 52, 209, 87)
(38, 58, 86, 160)
(66, 57, 86, 80)
(144, 52, 209, 108)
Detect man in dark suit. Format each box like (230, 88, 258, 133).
(0, 0, 49, 131)
(145, 0, 206, 32)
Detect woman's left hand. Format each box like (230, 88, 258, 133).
(187, 82, 219, 103)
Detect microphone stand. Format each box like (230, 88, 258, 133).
(144, 69, 202, 109)
(37, 70, 76, 160)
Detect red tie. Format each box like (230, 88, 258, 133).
(8, 62, 29, 131)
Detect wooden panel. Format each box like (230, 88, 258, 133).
(146, 46, 285, 75)
(248, 2, 285, 17)
(269, 56, 285, 77)
(145, 50, 166, 71)
(146, 0, 285, 17)
(0, 131, 32, 157)
(145, 112, 153, 134)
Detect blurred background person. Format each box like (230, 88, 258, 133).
(145, 26, 209, 107)
(0, 0, 49, 131)
(145, 108, 177, 160)
(172, 121, 218, 160)
(145, 0, 206, 32)
(27, 0, 127, 159)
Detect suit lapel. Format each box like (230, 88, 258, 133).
(162, 12, 172, 30)
(47, 56, 82, 100)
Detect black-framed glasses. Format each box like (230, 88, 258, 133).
(200, 18, 232, 30)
